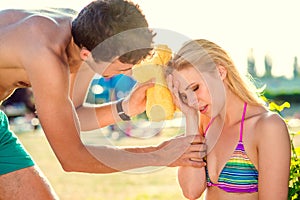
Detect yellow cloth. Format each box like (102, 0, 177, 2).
(132, 45, 175, 121)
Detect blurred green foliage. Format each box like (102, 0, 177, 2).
(289, 132, 300, 200)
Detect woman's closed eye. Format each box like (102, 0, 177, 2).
(179, 92, 188, 104)
(191, 84, 199, 92)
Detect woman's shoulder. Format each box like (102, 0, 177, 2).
(253, 109, 290, 144)
(256, 110, 287, 131)
(246, 104, 286, 130)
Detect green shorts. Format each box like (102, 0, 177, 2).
(0, 110, 34, 175)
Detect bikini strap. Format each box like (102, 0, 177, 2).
(205, 102, 247, 139)
(204, 117, 215, 137)
(239, 102, 248, 142)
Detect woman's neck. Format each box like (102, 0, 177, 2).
(223, 88, 246, 127)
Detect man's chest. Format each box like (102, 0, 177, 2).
(0, 67, 30, 100)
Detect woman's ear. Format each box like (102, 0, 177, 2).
(79, 47, 91, 61)
(217, 65, 227, 80)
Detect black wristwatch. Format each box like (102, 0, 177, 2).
(116, 99, 131, 121)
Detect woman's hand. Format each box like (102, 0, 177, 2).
(167, 74, 198, 116)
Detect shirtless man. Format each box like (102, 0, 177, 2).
(0, 0, 205, 199)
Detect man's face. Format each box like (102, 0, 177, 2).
(101, 59, 133, 78)
(88, 58, 134, 78)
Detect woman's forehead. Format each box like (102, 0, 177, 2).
(174, 66, 203, 79)
(173, 67, 204, 88)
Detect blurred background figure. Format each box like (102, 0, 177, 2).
(86, 74, 137, 104)
(86, 74, 138, 140)
(1, 88, 40, 133)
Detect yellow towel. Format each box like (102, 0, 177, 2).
(132, 45, 176, 121)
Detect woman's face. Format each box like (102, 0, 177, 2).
(173, 65, 211, 116)
(173, 64, 226, 118)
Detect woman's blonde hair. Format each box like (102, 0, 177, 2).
(169, 39, 264, 106)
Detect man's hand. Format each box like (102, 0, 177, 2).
(123, 79, 155, 116)
(155, 134, 206, 168)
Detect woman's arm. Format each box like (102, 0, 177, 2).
(257, 113, 291, 199)
(177, 113, 207, 200)
(167, 74, 207, 199)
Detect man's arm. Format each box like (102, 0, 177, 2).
(24, 45, 205, 173)
(70, 63, 152, 131)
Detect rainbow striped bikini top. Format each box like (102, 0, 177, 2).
(205, 103, 258, 193)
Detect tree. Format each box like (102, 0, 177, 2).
(247, 48, 257, 77)
(293, 56, 299, 79)
(264, 53, 273, 77)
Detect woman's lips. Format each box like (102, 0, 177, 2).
(199, 105, 208, 114)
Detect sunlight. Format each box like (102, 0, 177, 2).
(133, 0, 300, 78)
(1, 0, 299, 78)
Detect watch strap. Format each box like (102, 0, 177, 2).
(116, 99, 131, 121)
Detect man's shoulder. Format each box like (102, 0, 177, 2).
(24, 11, 72, 37)
(45, 8, 78, 17)
(4, 10, 73, 58)
(0, 9, 73, 44)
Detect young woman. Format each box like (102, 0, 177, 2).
(167, 39, 291, 200)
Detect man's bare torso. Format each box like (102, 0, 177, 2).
(0, 8, 77, 102)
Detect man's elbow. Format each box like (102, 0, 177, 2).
(58, 159, 78, 172)
(55, 153, 84, 172)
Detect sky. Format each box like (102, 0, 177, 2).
(0, 0, 299, 78)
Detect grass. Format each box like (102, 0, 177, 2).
(17, 128, 198, 200)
